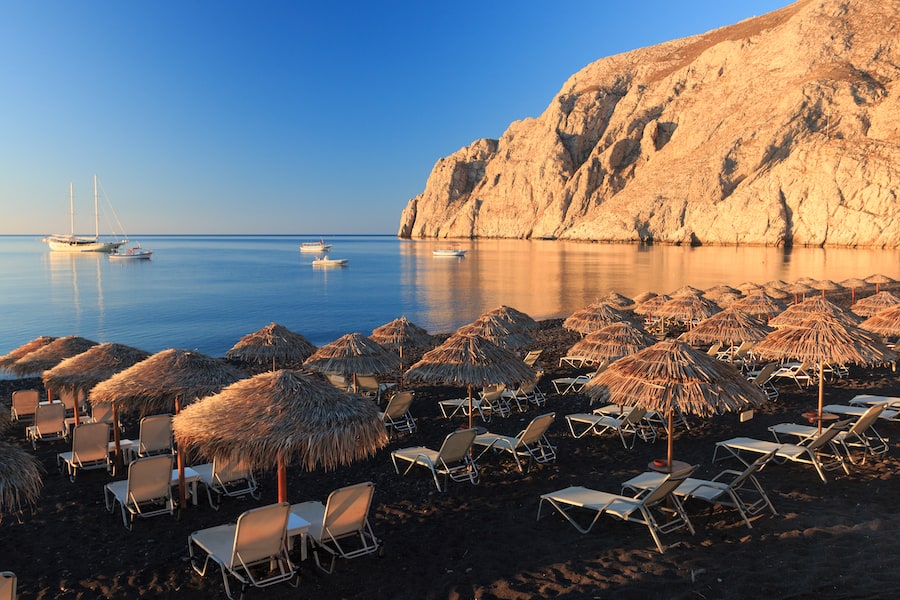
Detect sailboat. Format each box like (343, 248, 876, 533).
(44, 175, 128, 253)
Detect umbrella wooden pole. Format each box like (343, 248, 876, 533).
(817, 363, 825, 435)
(175, 396, 187, 509)
(667, 411, 674, 468)
(467, 384, 474, 431)
(277, 456, 287, 503)
(112, 403, 124, 475)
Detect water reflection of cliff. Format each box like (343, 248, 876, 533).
(402, 240, 900, 334)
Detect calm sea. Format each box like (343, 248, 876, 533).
(2, 234, 899, 361)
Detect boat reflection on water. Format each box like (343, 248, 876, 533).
(43, 252, 106, 334)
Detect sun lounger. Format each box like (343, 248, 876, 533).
(537, 465, 696, 553)
(189, 502, 296, 599)
(552, 371, 596, 394)
(565, 406, 656, 447)
(621, 451, 777, 528)
(771, 405, 890, 464)
(57, 421, 111, 481)
(822, 403, 900, 422)
(10, 389, 39, 425)
(192, 456, 260, 510)
(290, 481, 380, 574)
(378, 390, 417, 435)
(391, 428, 479, 492)
(473, 412, 557, 472)
(713, 420, 851, 482)
(25, 402, 67, 449)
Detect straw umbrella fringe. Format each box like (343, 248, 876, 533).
(865, 274, 895, 294)
(89, 348, 246, 503)
(583, 340, 766, 467)
(304, 332, 402, 392)
(481, 305, 540, 332)
(769, 296, 860, 329)
(304, 332, 402, 375)
(0, 441, 43, 523)
(753, 312, 897, 432)
(226, 322, 318, 371)
(405, 333, 537, 430)
(457, 314, 536, 350)
(860, 304, 900, 338)
(565, 322, 656, 366)
(0, 336, 57, 373)
(563, 303, 631, 336)
(8, 336, 98, 380)
(43, 342, 152, 426)
(851, 291, 900, 317)
(678, 307, 773, 362)
(370, 316, 433, 355)
(173, 370, 388, 503)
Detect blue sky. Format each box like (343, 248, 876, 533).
(1, 1, 793, 235)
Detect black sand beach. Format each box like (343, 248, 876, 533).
(3, 301, 900, 599)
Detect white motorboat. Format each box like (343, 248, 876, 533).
(44, 175, 129, 253)
(109, 244, 152, 260)
(300, 240, 332, 253)
(312, 256, 348, 267)
(433, 246, 467, 257)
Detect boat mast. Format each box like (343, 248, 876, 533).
(93, 173, 100, 240)
(68, 182, 75, 236)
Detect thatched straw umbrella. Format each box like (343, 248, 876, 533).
(0, 336, 57, 373)
(753, 312, 897, 432)
(706, 284, 741, 296)
(865, 274, 896, 294)
(304, 332, 402, 392)
(670, 285, 705, 297)
(0, 441, 42, 524)
(765, 280, 790, 290)
(851, 291, 900, 317)
(840, 277, 870, 304)
(704, 290, 741, 308)
(173, 370, 388, 503)
(598, 291, 635, 310)
(769, 296, 860, 329)
(736, 281, 764, 294)
(811, 279, 843, 298)
(565, 322, 655, 367)
(405, 332, 536, 430)
(730, 292, 786, 322)
(225, 322, 317, 372)
(480, 305, 540, 332)
(89, 348, 246, 503)
(633, 294, 669, 316)
(784, 282, 816, 304)
(370, 316, 434, 370)
(8, 336, 98, 385)
(563, 303, 630, 336)
(859, 304, 900, 339)
(42, 342, 151, 427)
(457, 314, 536, 351)
(582, 340, 766, 468)
(679, 307, 773, 362)
(632, 291, 659, 305)
(654, 294, 721, 332)
(763, 285, 791, 301)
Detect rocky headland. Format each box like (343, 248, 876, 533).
(398, 0, 900, 247)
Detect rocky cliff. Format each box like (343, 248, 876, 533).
(398, 0, 900, 247)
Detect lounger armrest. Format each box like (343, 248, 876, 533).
(710, 469, 743, 483)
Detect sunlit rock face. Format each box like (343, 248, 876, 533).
(398, 0, 900, 248)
